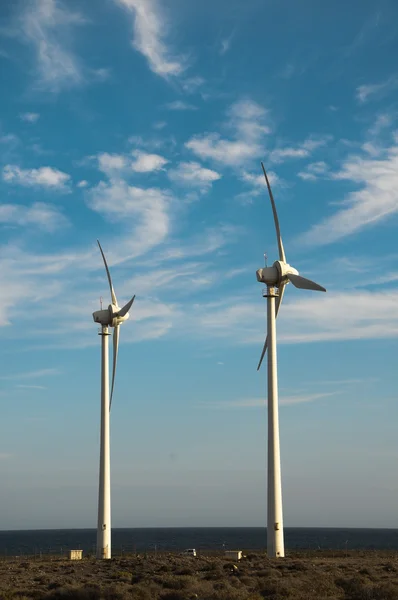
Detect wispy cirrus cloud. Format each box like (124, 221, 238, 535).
(298, 138, 398, 245)
(0, 368, 60, 381)
(235, 169, 281, 203)
(16, 384, 47, 390)
(122, 262, 213, 297)
(181, 76, 205, 94)
(368, 113, 395, 137)
(165, 100, 198, 111)
(18, 0, 86, 91)
(356, 74, 398, 103)
(183, 287, 398, 347)
(201, 392, 337, 409)
(0, 219, 240, 348)
(270, 136, 331, 164)
(0, 202, 68, 232)
(298, 161, 328, 181)
(114, 0, 185, 78)
(12, 0, 108, 91)
(0, 133, 19, 146)
(219, 32, 234, 56)
(280, 290, 398, 343)
(3, 165, 71, 189)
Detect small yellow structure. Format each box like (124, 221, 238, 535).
(224, 550, 242, 561)
(68, 550, 83, 560)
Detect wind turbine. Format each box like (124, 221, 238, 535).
(92, 240, 135, 560)
(256, 163, 326, 558)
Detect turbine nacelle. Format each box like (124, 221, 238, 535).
(256, 261, 299, 286)
(93, 308, 112, 326)
(92, 304, 131, 327)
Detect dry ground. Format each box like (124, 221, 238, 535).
(1, 550, 398, 600)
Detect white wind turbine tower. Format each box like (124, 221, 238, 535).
(256, 163, 326, 558)
(92, 240, 135, 560)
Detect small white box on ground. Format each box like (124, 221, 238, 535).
(68, 550, 83, 560)
(224, 550, 242, 561)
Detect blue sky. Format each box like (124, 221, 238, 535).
(0, 0, 398, 531)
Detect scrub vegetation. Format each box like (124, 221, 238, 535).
(1, 550, 398, 600)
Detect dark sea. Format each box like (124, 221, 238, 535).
(1, 528, 398, 556)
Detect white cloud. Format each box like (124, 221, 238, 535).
(219, 32, 234, 56)
(20, 112, 40, 123)
(356, 75, 398, 104)
(0, 202, 68, 232)
(0, 221, 240, 345)
(123, 262, 212, 296)
(87, 181, 172, 256)
(181, 76, 205, 94)
(298, 161, 328, 181)
(203, 392, 336, 409)
(128, 134, 176, 152)
(0, 133, 19, 146)
(165, 100, 197, 111)
(280, 290, 398, 344)
(131, 150, 168, 172)
(97, 153, 127, 176)
(77, 180, 88, 188)
(186, 99, 270, 167)
(368, 113, 395, 137)
(240, 170, 280, 189)
(181, 285, 398, 348)
(274, 148, 308, 161)
(228, 99, 270, 140)
(270, 137, 331, 164)
(0, 368, 60, 380)
(240, 172, 264, 188)
(168, 161, 221, 191)
(114, 0, 184, 78)
(97, 150, 168, 176)
(19, 0, 86, 91)
(186, 133, 258, 166)
(3, 165, 70, 189)
(16, 384, 47, 390)
(236, 169, 281, 203)
(299, 140, 398, 245)
(92, 67, 111, 82)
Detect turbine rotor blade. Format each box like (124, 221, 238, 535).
(257, 282, 286, 371)
(97, 240, 118, 306)
(261, 163, 286, 263)
(110, 325, 119, 410)
(286, 273, 326, 292)
(118, 295, 135, 318)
